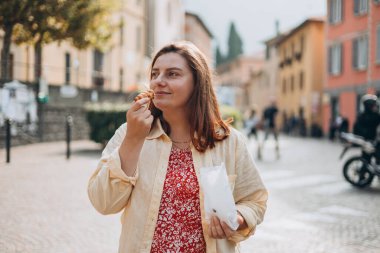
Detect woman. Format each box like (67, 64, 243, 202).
(88, 41, 267, 253)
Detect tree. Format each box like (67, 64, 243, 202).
(227, 22, 243, 62)
(0, 0, 34, 81)
(215, 45, 224, 66)
(12, 0, 116, 82)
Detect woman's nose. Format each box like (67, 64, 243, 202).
(151, 74, 166, 87)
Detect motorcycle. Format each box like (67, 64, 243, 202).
(340, 132, 380, 188)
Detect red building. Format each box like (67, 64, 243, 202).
(323, 0, 380, 134)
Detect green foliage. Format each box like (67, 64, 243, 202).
(215, 45, 224, 66)
(227, 22, 243, 61)
(85, 102, 130, 145)
(13, 0, 117, 50)
(220, 104, 243, 129)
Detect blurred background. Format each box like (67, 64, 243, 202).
(0, 0, 380, 253)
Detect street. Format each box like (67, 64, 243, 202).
(0, 134, 379, 253)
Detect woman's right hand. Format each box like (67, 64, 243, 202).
(125, 97, 154, 141)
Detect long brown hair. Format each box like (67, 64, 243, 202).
(149, 41, 231, 152)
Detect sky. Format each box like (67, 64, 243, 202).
(183, 0, 326, 55)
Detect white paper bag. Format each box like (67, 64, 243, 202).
(199, 163, 239, 230)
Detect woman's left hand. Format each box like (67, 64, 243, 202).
(208, 213, 247, 239)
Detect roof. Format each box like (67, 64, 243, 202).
(275, 17, 325, 45)
(185, 12, 213, 38)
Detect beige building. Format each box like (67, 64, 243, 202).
(216, 55, 264, 111)
(0, 0, 147, 92)
(247, 35, 283, 118)
(184, 12, 213, 65)
(276, 18, 325, 130)
(146, 0, 185, 57)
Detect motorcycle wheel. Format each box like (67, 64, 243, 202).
(343, 157, 374, 188)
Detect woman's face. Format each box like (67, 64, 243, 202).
(150, 52, 194, 112)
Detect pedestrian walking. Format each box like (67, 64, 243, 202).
(261, 100, 280, 159)
(244, 107, 260, 141)
(87, 41, 268, 253)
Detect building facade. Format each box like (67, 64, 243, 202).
(146, 0, 185, 57)
(0, 0, 148, 93)
(185, 12, 213, 65)
(216, 55, 264, 111)
(276, 18, 326, 133)
(247, 35, 283, 118)
(323, 0, 380, 133)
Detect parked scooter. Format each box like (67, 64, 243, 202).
(340, 132, 380, 188)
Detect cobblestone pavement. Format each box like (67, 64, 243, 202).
(1, 135, 380, 253)
(240, 134, 380, 253)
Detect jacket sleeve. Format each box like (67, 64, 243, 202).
(229, 131, 268, 243)
(87, 123, 138, 215)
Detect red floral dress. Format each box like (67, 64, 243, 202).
(150, 147, 206, 253)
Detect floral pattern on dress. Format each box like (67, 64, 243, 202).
(150, 147, 206, 253)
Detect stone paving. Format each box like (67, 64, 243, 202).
(0, 135, 380, 253)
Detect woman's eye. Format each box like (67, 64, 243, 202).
(151, 72, 158, 79)
(168, 72, 178, 77)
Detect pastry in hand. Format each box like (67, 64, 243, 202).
(134, 89, 155, 109)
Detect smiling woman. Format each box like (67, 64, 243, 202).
(87, 41, 268, 253)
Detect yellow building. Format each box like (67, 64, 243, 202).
(276, 18, 325, 132)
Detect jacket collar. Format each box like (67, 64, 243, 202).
(146, 118, 170, 141)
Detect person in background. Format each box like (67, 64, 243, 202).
(261, 100, 280, 159)
(353, 94, 380, 172)
(245, 107, 260, 141)
(87, 41, 267, 253)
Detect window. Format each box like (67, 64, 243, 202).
(93, 49, 104, 86)
(65, 52, 71, 84)
(352, 36, 368, 70)
(290, 75, 294, 92)
(299, 71, 304, 90)
(329, 0, 342, 24)
(328, 43, 343, 75)
(93, 50, 103, 72)
(282, 78, 287, 94)
(354, 0, 368, 16)
(377, 25, 380, 63)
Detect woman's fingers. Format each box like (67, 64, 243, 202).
(221, 221, 234, 239)
(210, 216, 227, 239)
(131, 97, 150, 111)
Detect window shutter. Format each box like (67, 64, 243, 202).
(364, 36, 368, 68)
(354, 0, 359, 15)
(328, 0, 333, 23)
(352, 39, 358, 69)
(340, 0, 344, 22)
(377, 26, 380, 63)
(328, 46, 332, 74)
(339, 43, 343, 73)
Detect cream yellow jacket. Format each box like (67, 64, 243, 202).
(88, 120, 268, 253)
